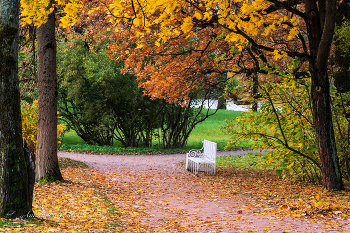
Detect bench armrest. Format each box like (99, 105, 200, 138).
(187, 149, 204, 158)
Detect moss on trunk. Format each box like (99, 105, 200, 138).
(37, 172, 63, 184)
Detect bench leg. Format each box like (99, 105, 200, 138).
(185, 153, 189, 170)
(187, 160, 216, 176)
(191, 161, 196, 175)
(195, 162, 199, 176)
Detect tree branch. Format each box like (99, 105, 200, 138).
(315, 0, 337, 69)
(238, 132, 321, 169)
(267, 0, 306, 20)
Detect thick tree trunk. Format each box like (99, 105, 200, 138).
(217, 97, 226, 110)
(36, 3, 63, 182)
(311, 71, 344, 190)
(306, 0, 344, 190)
(0, 0, 33, 217)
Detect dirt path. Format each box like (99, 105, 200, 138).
(58, 151, 349, 232)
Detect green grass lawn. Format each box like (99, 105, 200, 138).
(60, 109, 251, 153)
(216, 152, 270, 171)
(185, 109, 249, 149)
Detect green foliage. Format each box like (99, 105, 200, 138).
(59, 109, 253, 153)
(331, 89, 350, 181)
(224, 67, 350, 183)
(335, 19, 350, 57)
(37, 173, 61, 184)
(59, 144, 187, 155)
(224, 76, 323, 182)
(57, 39, 217, 148)
(57, 40, 117, 146)
(222, 77, 242, 100)
(157, 100, 210, 148)
(18, 29, 37, 103)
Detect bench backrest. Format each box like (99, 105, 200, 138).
(203, 140, 217, 163)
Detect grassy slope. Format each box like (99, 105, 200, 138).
(186, 109, 247, 149)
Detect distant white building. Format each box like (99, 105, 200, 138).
(191, 99, 254, 111)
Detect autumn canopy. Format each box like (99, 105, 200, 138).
(20, 0, 304, 103)
(20, 0, 348, 191)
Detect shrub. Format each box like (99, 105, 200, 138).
(57, 39, 217, 148)
(21, 100, 65, 153)
(224, 72, 350, 183)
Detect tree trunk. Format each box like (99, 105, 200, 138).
(0, 0, 33, 217)
(217, 97, 226, 110)
(23, 140, 35, 209)
(311, 71, 344, 190)
(251, 72, 259, 112)
(36, 3, 63, 182)
(306, 0, 344, 190)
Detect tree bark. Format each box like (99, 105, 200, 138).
(217, 97, 226, 110)
(0, 0, 33, 217)
(306, 0, 344, 190)
(36, 2, 63, 182)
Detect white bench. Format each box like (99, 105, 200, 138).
(186, 140, 217, 175)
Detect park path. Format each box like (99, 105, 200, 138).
(58, 151, 348, 232)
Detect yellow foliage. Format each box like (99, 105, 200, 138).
(20, 0, 54, 27)
(20, 0, 83, 28)
(181, 16, 194, 33)
(272, 50, 288, 61)
(203, 11, 212, 21)
(21, 100, 65, 154)
(193, 11, 202, 20)
(60, 0, 84, 28)
(20, 0, 303, 63)
(288, 27, 300, 40)
(21, 100, 38, 152)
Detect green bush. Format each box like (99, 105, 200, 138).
(57, 39, 217, 148)
(224, 76, 321, 182)
(224, 71, 350, 183)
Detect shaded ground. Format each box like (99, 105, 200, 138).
(58, 151, 350, 232)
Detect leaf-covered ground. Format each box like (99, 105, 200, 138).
(2, 154, 350, 232)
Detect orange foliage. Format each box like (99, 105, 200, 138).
(68, 0, 308, 104)
(3, 157, 349, 231)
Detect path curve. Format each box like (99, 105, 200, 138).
(58, 151, 348, 232)
(59, 150, 254, 171)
